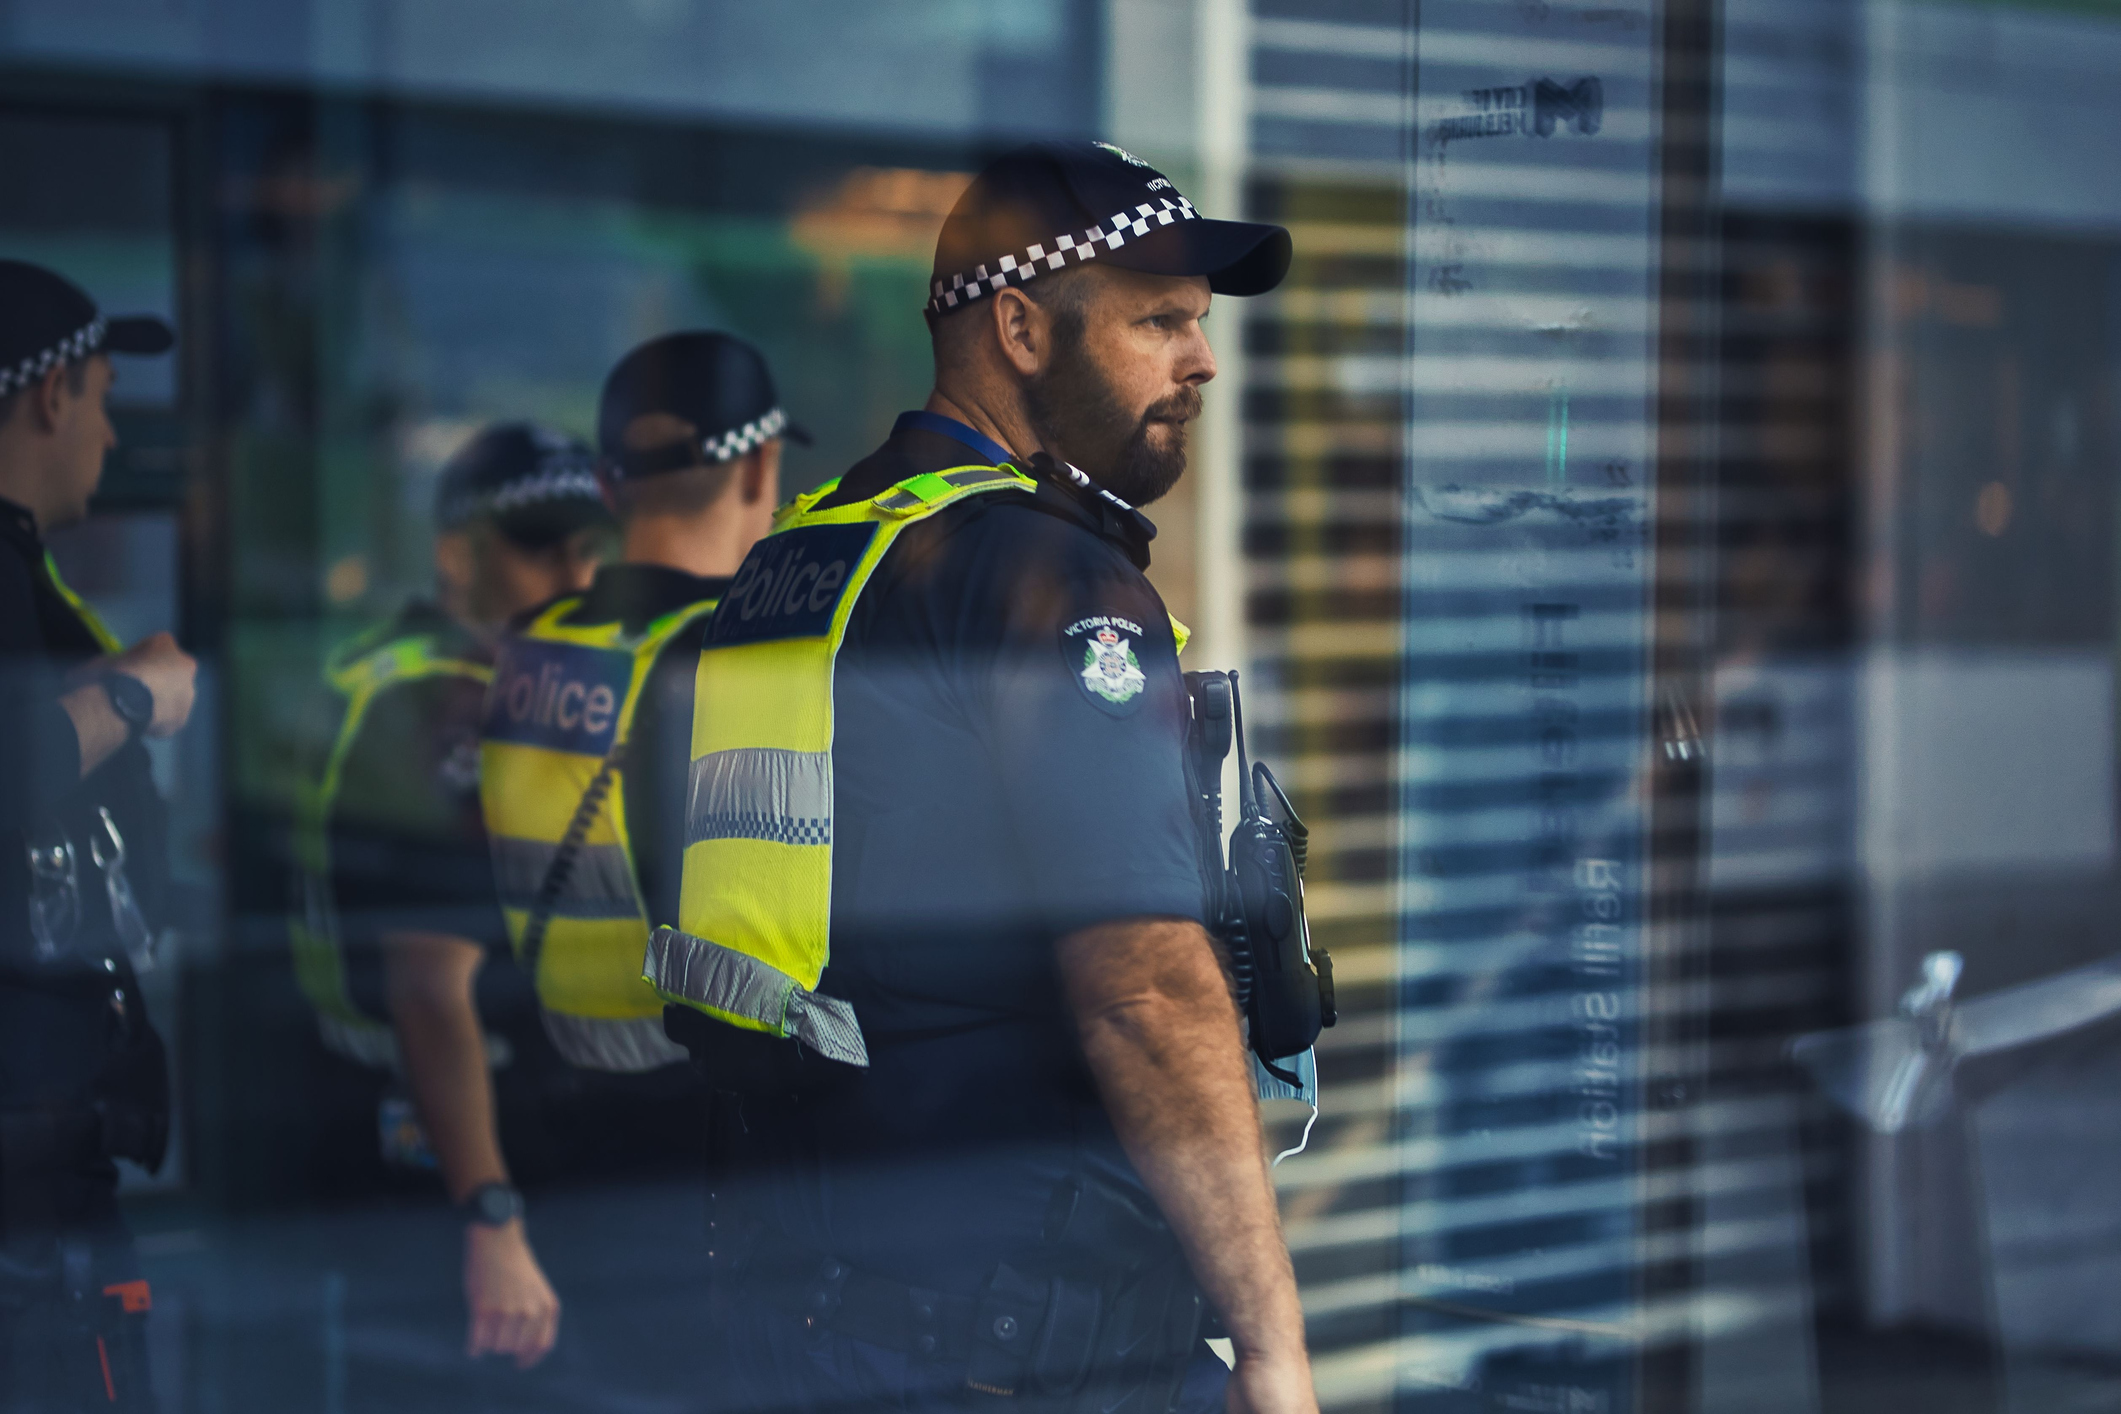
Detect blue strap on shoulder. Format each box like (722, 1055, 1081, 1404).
(891, 410, 1019, 469)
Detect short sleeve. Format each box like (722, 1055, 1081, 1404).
(0, 554, 84, 831)
(949, 506, 1206, 939)
(626, 619, 709, 931)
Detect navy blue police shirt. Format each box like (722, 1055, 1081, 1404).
(734, 416, 1206, 1295)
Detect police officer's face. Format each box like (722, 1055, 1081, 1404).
(439, 524, 604, 631)
(46, 355, 118, 530)
(1023, 269, 1215, 506)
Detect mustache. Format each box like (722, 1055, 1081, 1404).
(1142, 387, 1204, 426)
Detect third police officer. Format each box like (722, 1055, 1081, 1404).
(291, 421, 609, 1368)
(648, 143, 1315, 1414)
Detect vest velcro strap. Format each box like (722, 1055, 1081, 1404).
(540, 1010, 689, 1072)
(646, 926, 869, 1067)
(871, 464, 1030, 514)
(491, 837, 642, 918)
(688, 748, 833, 847)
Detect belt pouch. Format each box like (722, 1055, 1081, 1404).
(1080, 1254, 1202, 1414)
(965, 1262, 1050, 1398)
(1027, 1274, 1102, 1395)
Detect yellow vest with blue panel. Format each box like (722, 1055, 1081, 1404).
(481, 593, 718, 1071)
(642, 463, 1064, 1063)
(292, 624, 490, 1068)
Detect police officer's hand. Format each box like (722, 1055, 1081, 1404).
(464, 1219, 560, 1369)
(108, 632, 197, 737)
(1226, 1346, 1318, 1414)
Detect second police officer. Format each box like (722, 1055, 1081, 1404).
(472, 331, 795, 1354)
(648, 143, 1316, 1414)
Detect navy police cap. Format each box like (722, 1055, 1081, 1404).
(0, 260, 174, 398)
(598, 331, 811, 481)
(928, 140, 1292, 317)
(435, 421, 613, 548)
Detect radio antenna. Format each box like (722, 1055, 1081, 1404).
(1231, 669, 1258, 820)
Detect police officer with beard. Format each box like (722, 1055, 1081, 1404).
(648, 142, 1315, 1414)
(0, 260, 189, 1411)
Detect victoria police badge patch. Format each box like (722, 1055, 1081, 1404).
(1063, 614, 1149, 716)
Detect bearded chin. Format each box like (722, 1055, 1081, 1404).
(1024, 339, 1194, 508)
(1103, 421, 1189, 507)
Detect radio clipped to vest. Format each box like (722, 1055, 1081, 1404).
(1184, 671, 1335, 1096)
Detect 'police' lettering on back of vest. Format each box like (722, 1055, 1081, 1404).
(711, 523, 877, 645)
(485, 638, 632, 756)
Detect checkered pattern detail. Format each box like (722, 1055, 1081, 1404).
(690, 811, 830, 847)
(701, 406, 788, 465)
(926, 197, 1200, 314)
(439, 445, 603, 528)
(0, 317, 106, 398)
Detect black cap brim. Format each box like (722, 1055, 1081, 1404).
(103, 315, 174, 356)
(490, 497, 614, 550)
(1101, 217, 1292, 297)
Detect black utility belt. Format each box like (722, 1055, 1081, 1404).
(739, 1172, 1206, 1412)
(760, 1251, 979, 1362)
(752, 1244, 1204, 1413)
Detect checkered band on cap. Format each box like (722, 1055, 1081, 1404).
(0, 316, 107, 399)
(926, 197, 1199, 315)
(700, 406, 788, 465)
(439, 448, 602, 527)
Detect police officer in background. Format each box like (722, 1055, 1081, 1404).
(465, 333, 791, 1366)
(649, 143, 1312, 1414)
(0, 260, 189, 1409)
(290, 423, 608, 1369)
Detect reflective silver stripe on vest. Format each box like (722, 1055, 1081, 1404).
(644, 925, 868, 1067)
(686, 748, 832, 848)
(539, 1010, 688, 1073)
(490, 836, 642, 918)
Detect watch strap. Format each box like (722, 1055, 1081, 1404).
(459, 1181, 524, 1227)
(100, 671, 154, 737)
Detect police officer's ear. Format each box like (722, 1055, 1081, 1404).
(740, 440, 781, 506)
(991, 286, 1049, 380)
(434, 528, 475, 603)
(14, 360, 89, 435)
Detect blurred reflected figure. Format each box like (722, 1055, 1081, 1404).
(0, 261, 185, 1411)
(468, 333, 790, 1364)
(288, 423, 608, 1368)
(647, 144, 1308, 1414)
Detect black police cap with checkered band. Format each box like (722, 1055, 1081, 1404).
(927, 141, 1291, 317)
(435, 421, 613, 549)
(0, 260, 173, 400)
(597, 331, 811, 482)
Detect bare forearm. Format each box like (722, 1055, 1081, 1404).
(1063, 919, 1308, 1363)
(59, 681, 127, 777)
(383, 931, 507, 1202)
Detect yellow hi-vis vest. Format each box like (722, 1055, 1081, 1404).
(480, 593, 718, 1072)
(642, 463, 1041, 1066)
(292, 625, 491, 1068)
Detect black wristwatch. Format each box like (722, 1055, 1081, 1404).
(100, 671, 154, 739)
(459, 1182, 524, 1227)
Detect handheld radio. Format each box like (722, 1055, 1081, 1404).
(1184, 670, 1335, 1084)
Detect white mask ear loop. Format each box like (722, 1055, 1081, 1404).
(1251, 1048, 1319, 1165)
